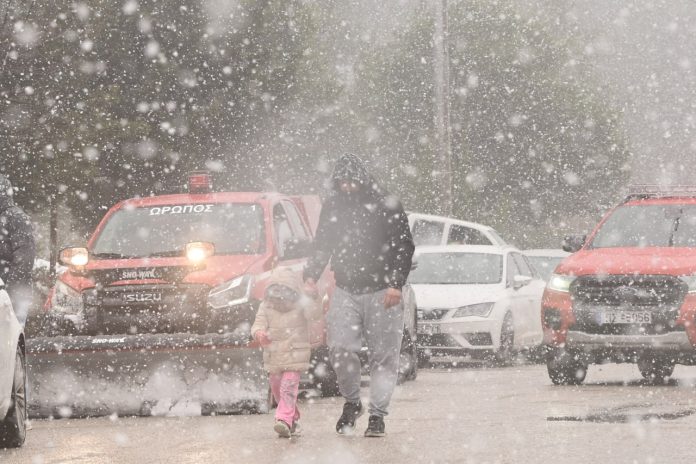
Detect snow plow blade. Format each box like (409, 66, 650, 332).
(26, 333, 267, 418)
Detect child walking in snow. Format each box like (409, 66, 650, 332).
(251, 267, 322, 438)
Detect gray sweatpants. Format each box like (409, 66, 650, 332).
(327, 287, 404, 417)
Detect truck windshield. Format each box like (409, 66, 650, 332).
(590, 204, 696, 248)
(91, 203, 265, 257)
(408, 252, 503, 284)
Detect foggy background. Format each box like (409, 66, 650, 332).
(1, 0, 693, 254)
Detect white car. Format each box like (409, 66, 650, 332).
(407, 212, 508, 247)
(522, 249, 570, 282)
(0, 280, 26, 447)
(410, 245, 546, 364)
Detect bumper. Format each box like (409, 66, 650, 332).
(44, 302, 257, 336)
(566, 330, 693, 352)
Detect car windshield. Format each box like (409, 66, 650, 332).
(526, 256, 564, 281)
(590, 204, 696, 248)
(91, 203, 265, 257)
(408, 252, 503, 284)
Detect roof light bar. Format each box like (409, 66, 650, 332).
(188, 171, 212, 194)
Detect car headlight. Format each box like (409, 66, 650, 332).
(208, 274, 254, 309)
(680, 275, 696, 293)
(453, 302, 494, 318)
(547, 274, 576, 293)
(51, 280, 84, 315)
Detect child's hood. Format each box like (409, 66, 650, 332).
(267, 267, 303, 293)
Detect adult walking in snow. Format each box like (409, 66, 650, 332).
(0, 174, 35, 326)
(304, 154, 415, 437)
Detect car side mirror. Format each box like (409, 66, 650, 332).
(283, 238, 312, 260)
(513, 275, 533, 290)
(562, 234, 586, 253)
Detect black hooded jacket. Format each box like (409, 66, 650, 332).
(0, 180, 35, 291)
(304, 154, 415, 293)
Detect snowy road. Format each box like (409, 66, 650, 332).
(4, 362, 696, 463)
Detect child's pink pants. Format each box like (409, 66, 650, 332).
(269, 371, 301, 426)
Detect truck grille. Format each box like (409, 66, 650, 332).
(82, 284, 210, 335)
(570, 275, 687, 335)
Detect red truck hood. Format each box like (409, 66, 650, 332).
(61, 255, 266, 291)
(556, 247, 696, 277)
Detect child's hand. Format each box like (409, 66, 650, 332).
(254, 330, 272, 347)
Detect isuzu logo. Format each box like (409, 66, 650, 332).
(121, 269, 158, 280)
(123, 292, 163, 303)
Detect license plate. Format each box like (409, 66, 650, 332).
(596, 311, 652, 324)
(418, 324, 441, 335)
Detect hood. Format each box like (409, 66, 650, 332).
(411, 283, 504, 309)
(556, 247, 696, 276)
(330, 153, 385, 200)
(0, 175, 15, 213)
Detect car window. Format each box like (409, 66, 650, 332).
(512, 252, 534, 278)
(506, 254, 520, 287)
(412, 219, 444, 246)
(447, 224, 492, 245)
(590, 204, 696, 248)
(273, 203, 294, 258)
(526, 256, 564, 281)
(282, 200, 309, 240)
(91, 203, 265, 257)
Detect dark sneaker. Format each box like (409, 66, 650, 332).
(336, 401, 364, 434)
(274, 420, 291, 438)
(364, 415, 385, 437)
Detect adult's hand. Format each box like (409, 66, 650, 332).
(304, 277, 319, 298)
(383, 288, 402, 309)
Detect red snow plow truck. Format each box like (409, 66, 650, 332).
(28, 173, 336, 417)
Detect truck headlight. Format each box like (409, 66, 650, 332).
(453, 302, 494, 318)
(51, 281, 84, 315)
(208, 275, 254, 309)
(680, 275, 696, 293)
(547, 274, 576, 293)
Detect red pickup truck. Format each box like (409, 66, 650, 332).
(542, 186, 696, 385)
(28, 173, 337, 417)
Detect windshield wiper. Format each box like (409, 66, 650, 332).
(668, 213, 682, 247)
(146, 250, 184, 258)
(92, 252, 137, 259)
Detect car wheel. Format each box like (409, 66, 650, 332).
(416, 349, 431, 368)
(310, 348, 340, 397)
(637, 354, 675, 385)
(397, 332, 418, 385)
(547, 348, 587, 385)
(494, 313, 515, 366)
(0, 346, 27, 448)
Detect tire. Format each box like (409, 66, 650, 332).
(494, 313, 515, 366)
(547, 349, 587, 385)
(0, 346, 27, 448)
(397, 332, 418, 385)
(416, 349, 431, 369)
(637, 355, 675, 384)
(310, 348, 340, 397)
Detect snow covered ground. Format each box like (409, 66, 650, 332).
(5, 363, 696, 463)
